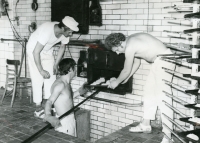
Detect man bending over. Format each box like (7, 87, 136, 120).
(105, 33, 175, 143)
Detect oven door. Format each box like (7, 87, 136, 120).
(87, 48, 133, 95)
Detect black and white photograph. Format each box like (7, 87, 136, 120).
(0, 0, 199, 142)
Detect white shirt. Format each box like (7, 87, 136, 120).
(27, 22, 69, 55)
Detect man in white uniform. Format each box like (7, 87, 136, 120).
(105, 33, 175, 143)
(27, 16, 79, 117)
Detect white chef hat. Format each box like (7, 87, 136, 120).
(62, 16, 79, 32)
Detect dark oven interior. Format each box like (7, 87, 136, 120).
(51, 0, 89, 34)
(86, 47, 133, 95)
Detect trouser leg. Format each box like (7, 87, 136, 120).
(143, 64, 158, 120)
(27, 52, 44, 104)
(156, 59, 175, 138)
(41, 53, 56, 99)
(56, 114, 77, 137)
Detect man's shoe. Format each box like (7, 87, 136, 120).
(161, 136, 173, 143)
(34, 109, 45, 119)
(129, 123, 152, 133)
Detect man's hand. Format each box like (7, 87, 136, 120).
(78, 82, 89, 96)
(53, 64, 58, 75)
(43, 115, 61, 128)
(108, 79, 120, 89)
(40, 70, 50, 79)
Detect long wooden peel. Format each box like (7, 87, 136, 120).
(22, 90, 100, 143)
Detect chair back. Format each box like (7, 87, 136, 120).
(2, 59, 32, 107)
(6, 59, 20, 78)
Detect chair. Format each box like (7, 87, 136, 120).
(1, 59, 32, 107)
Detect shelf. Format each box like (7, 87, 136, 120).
(184, 104, 200, 110)
(178, 129, 200, 143)
(166, 82, 199, 95)
(187, 58, 200, 64)
(169, 84, 191, 95)
(183, 0, 200, 3)
(185, 89, 199, 96)
(159, 53, 191, 57)
(168, 21, 192, 27)
(183, 74, 200, 80)
(184, 28, 200, 34)
(161, 58, 192, 69)
(163, 30, 184, 34)
(168, 35, 192, 40)
(184, 12, 200, 18)
(164, 5, 193, 9)
(180, 117, 199, 125)
(165, 43, 192, 53)
(189, 45, 200, 49)
(168, 11, 192, 13)
(165, 2, 200, 143)
(162, 56, 191, 60)
(165, 71, 191, 82)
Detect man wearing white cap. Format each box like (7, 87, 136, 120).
(27, 16, 79, 118)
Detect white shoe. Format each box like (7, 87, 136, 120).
(161, 136, 173, 143)
(34, 109, 45, 119)
(129, 123, 152, 133)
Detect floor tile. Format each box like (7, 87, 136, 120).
(0, 88, 184, 143)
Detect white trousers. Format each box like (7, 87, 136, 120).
(27, 51, 56, 104)
(143, 49, 175, 136)
(56, 113, 77, 137)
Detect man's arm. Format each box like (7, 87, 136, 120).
(73, 82, 89, 98)
(44, 83, 64, 127)
(54, 44, 66, 74)
(122, 58, 141, 84)
(33, 42, 50, 79)
(73, 90, 80, 99)
(44, 83, 63, 115)
(108, 47, 135, 89)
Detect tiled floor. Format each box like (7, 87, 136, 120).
(0, 89, 90, 143)
(0, 88, 183, 143)
(96, 123, 186, 143)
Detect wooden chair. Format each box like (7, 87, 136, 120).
(1, 59, 32, 107)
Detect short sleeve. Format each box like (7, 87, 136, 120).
(37, 23, 52, 46)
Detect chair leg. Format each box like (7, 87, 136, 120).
(11, 81, 17, 107)
(0, 84, 8, 105)
(30, 87, 33, 104)
(19, 85, 23, 100)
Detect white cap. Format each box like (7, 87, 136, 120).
(62, 16, 79, 32)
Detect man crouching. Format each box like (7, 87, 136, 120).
(43, 58, 87, 136)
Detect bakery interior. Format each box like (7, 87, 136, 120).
(0, 0, 200, 143)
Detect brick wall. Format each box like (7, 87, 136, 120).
(0, 0, 194, 142)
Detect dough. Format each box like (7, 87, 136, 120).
(187, 133, 199, 141)
(188, 117, 200, 124)
(90, 78, 105, 85)
(195, 104, 200, 108)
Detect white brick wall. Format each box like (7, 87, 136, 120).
(0, 0, 194, 142)
(0, 0, 15, 87)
